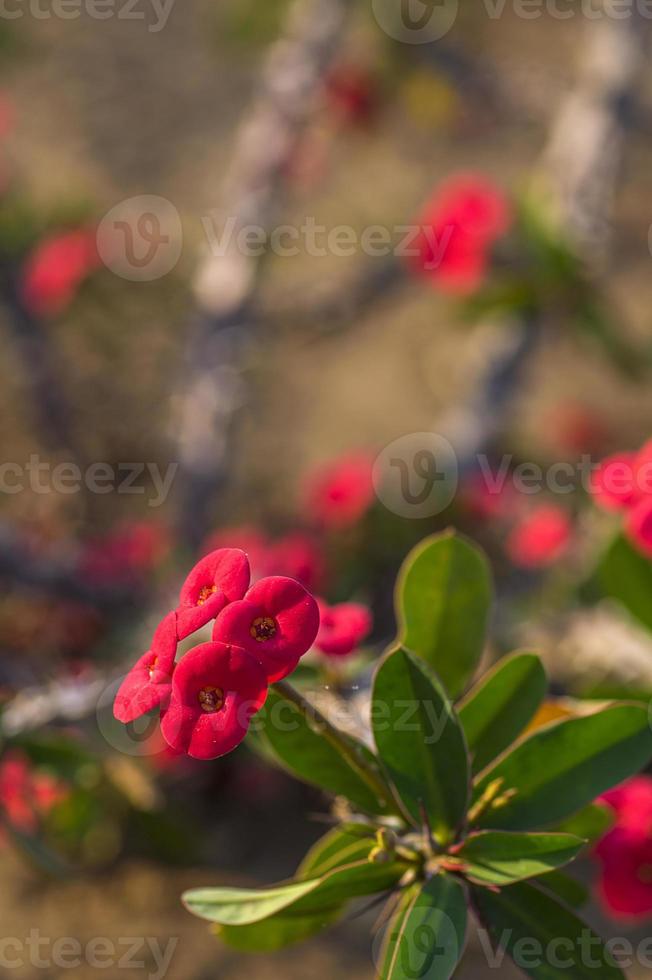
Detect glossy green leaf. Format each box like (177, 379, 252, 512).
(395, 531, 492, 697)
(597, 533, 652, 632)
(217, 907, 341, 952)
(217, 825, 376, 953)
(472, 880, 625, 978)
(552, 803, 613, 844)
(454, 831, 584, 886)
(255, 688, 390, 815)
(458, 653, 547, 774)
(537, 870, 589, 910)
(378, 875, 467, 979)
(472, 704, 652, 831)
(372, 647, 469, 842)
(184, 856, 407, 926)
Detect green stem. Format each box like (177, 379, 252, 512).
(272, 679, 400, 817)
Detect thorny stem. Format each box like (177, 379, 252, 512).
(272, 680, 402, 818)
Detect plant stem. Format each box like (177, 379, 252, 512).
(272, 679, 399, 816)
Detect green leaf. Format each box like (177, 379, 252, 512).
(217, 907, 341, 952)
(537, 870, 589, 909)
(552, 803, 613, 844)
(395, 531, 492, 698)
(458, 653, 547, 774)
(472, 880, 625, 978)
(217, 825, 376, 953)
(454, 831, 584, 886)
(255, 688, 390, 815)
(597, 533, 652, 632)
(184, 856, 407, 926)
(378, 875, 467, 979)
(372, 647, 469, 842)
(472, 704, 652, 831)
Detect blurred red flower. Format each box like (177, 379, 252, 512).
(160, 642, 267, 760)
(592, 452, 638, 512)
(315, 599, 372, 657)
(407, 174, 511, 293)
(203, 527, 324, 590)
(324, 64, 377, 127)
(304, 452, 375, 529)
(0, 750, 67, 841)
(21, 228, 100, 316)
(596, 777, 652, 919)
(506, 504, 572, 568)
(79, 520, 170, 584)
(213, 576, 319, 683)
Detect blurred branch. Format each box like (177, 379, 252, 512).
(172, 0, 353, 552)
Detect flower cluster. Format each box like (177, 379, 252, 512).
(592, 440, 652, 557)
(0, 750, 67, 844)
(407, 174, 512, 294)
(113, 549, 319, 760)
(595, 777, 652, 919)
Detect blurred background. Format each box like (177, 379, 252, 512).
(2, 0, 652, 976)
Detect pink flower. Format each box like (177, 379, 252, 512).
(315, 599, 372, 657)
(591, 453, 638, 512)
(506, 505, 572, 568)
(304, 452, 374, 529)
(407, 174, 511, 294)
(176, 549, 250, 640)
(626, 497, 652, 558)
(160, 642, 268, 760)
(213, 576, 320, 683)
(595, 828, 652, 919)
(21, 228, 99, 316)
(601, 777, 652, 836)
(459, 472, 517, 521)
(113, 611, 178, 723)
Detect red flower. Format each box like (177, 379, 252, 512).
(0, 751, 67, 840)
(324, 65, 377, 126)
(506, 505, 572, 568)
(315, 599, 372, 657)
(160, 642, 268, 760)
(21, 228, 99, 316)
(304, 452, 375, 529)
(459, 471, 517, 521)
(113, 611, 178, 723)
(601, 777, 652, 836)
(407, 174, 511, 294)
(268, 533, 325, 591)
(79, 520, 170, 584)
(176, 548, 250, 640)
(213, 576, 320, 683)
(595, 828, 652, 919)
(626, 497, 652, 558)
(592, 452, 638, 512)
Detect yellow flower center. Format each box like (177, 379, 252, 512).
(197, 584, 218, 606)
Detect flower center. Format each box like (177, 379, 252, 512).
(638, 864, 652, 885)
(148, 657, 158, 678)
(197, 584, 218, 606)
(250, 616, 277, 642)
(197, 686, 225, 713)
